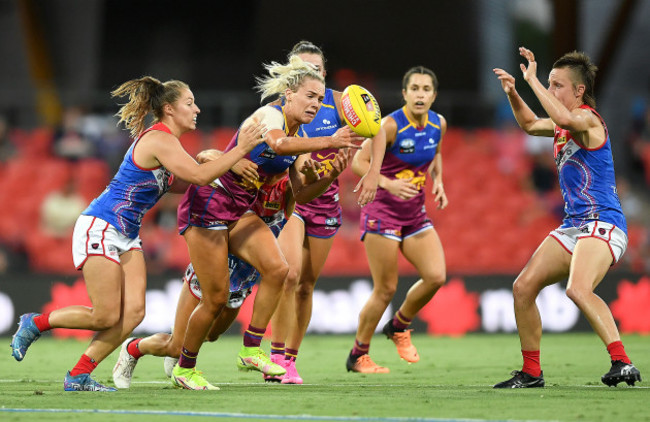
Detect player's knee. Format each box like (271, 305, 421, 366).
(374, 285, 397, 304)
(512, 276, 538, 302)
(92, 310, 120, 330)
(296, 281, 315, 301)
(124, 305, 145, 330)
(422, 271, 446, 290)
(565, 285, 588, 305)
(202, 293, 228, 313)
(262, 262, 290, 287)
(284, 267, 301, 291)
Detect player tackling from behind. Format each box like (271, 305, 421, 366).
(492, 47, 641, 388)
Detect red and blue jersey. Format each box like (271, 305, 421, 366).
(83, 123, 173, 238)
(553, 105, 627, 234)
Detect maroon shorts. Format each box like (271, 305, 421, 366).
(360, 211, 433, 242)
(177, 184, 253, 233)
(293, 207, 342, 239)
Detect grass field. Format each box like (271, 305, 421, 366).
(0, 333, 647, 422)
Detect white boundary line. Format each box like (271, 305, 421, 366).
(0, 379, 646, 388)
(0, 408, 554, 422)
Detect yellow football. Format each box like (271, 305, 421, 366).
(340, 85, 381, 138)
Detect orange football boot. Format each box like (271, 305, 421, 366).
(383, 321, 419, 363)
(346, 354, 390, 373)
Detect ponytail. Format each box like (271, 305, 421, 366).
(112, 76, 189, 138)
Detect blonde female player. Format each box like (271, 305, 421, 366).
(266, 41, 387, 384)
(347, 66, 448, 373)
(111, 155, 349, 389)
(169, 56, 364, 390)
(112, 172, 294, 388)
(10, 76, 264, 391)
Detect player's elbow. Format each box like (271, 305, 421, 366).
(350, 160, 367, 178)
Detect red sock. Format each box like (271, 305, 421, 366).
(34, 313, 51, 332)
(521, 350, 541, 377)
(69, 354, 98, 376)
(606, 341, 631, 364)
(127, 338, 144, 359)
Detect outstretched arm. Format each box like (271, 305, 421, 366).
(493, 64, 554, 137)
(517, 47, 602, 147)
(138, 121, 266, 186)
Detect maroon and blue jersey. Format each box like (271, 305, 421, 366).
(84, 123, 173, 238)
(363, 107, 442, 225)
(295, 88, 343, 215)
(553, 105, 627, 234)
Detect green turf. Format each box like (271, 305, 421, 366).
(0, 333, 647, 422)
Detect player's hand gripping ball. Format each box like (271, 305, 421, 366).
(341, 85, 381, 138)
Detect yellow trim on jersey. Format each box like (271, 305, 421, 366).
(397, 125, 411, 134)
(400, 106, 440, 130)
(320, 103, 335, 109)
(281, 106, 299, 136)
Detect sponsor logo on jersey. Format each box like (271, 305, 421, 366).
(399, 139, 415, 154)
(259, 147, 277, 159)
(263, 200, 281, 211)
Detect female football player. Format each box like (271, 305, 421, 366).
(10, 76, 264, 391)
(347, 66, 448, 373)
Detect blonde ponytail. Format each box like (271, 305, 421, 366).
(255, 55, 324, 102)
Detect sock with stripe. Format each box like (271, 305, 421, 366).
(351, 339, 369, 358)
(285, 348, 298, 361)
(391, 310, 412, 332)
(270, 342, 285, 357)
(178, 347, 198, 369)
(243, 325, 265, 348)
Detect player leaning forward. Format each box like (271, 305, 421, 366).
(492, 47, 641, 388)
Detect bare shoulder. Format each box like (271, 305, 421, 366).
(436, 113, 448, 134)
(382, 115, 398, 145)
(249, 105, 284, 130)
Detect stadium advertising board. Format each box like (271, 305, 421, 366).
(1, 273, 648, 337)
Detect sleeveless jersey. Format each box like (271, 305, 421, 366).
(295, 88, 343, 214)
(83, 122, 173, 238)
(363, 107, 442, 225)
(553, 105, 627, 234)
(213, 105, 304, 212)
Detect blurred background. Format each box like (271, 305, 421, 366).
(0, 0, 649, 335)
